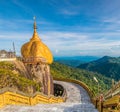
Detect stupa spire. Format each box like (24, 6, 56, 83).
(31, 16, 40, 41)
(33, 16, 37, 31)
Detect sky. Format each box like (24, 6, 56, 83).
(0, 0, 120, 57)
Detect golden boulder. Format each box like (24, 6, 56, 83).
(21, 19, 53, 64)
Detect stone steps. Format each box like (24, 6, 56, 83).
(0, 81, 98, 112)
(0, 103, 98, 112)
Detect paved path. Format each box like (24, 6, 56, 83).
(0, 81, 98, 112)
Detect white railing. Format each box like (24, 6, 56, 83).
(0, 58, 16, 62)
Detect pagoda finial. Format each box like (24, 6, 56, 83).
(33, 16, 37, 30)
(31, 16, 40, 41)
(33, 16, 36, 21)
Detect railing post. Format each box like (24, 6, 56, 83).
(100, 101, 103, 112)
(99, 94, 104, 112)
(29, 97, 31, 105)
(2, 94, 5, 106)
(95, 98, 98, 108)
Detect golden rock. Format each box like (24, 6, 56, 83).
(21, 18, 53, 64)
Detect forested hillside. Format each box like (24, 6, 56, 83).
(78, 56, 120, 80)
(51, 62, 111, 95)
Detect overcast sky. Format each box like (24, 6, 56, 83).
(0, 0, 120, 57)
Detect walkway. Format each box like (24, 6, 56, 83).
(0, 81, 98, 112)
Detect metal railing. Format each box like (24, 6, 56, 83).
(104, 81, 120, 99)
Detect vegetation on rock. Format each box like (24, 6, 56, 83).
(0, 61, 41, 94)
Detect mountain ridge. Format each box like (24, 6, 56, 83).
(77, 56, 120, 80)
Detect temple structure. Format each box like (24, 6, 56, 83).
(21, 17, 54, 95)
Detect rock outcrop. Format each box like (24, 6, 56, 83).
(26, 63, 54, 95)
(21, 18, 54, 95)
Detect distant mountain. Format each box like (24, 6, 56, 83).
(54, 60, 84, 67)
(77, 56, 120, 80)
(54, 56, 99, 67)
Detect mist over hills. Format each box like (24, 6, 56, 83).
(77, 56, 120, 80)
(54, 56, 99, 67)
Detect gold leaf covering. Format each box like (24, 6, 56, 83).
(21, 18, 53, 64)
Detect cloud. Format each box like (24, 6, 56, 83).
(102, 17, 120, 26)
(40, 31, 120, 56)
(59, 9, 79, 16)
(0, 29, 120, 56)
(12, 0, 34, 15)
(0, 14, 120, 57)
(99, 17, 120, 33)
(0, 18, 54, 33)
(47, 0, 81, 16)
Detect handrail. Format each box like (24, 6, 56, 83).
(104, 81, 120, 99)
(0, 87, 65, 108)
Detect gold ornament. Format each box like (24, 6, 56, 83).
(21, 17, 53, 64)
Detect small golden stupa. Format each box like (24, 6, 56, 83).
(21, 17, 53, 64)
